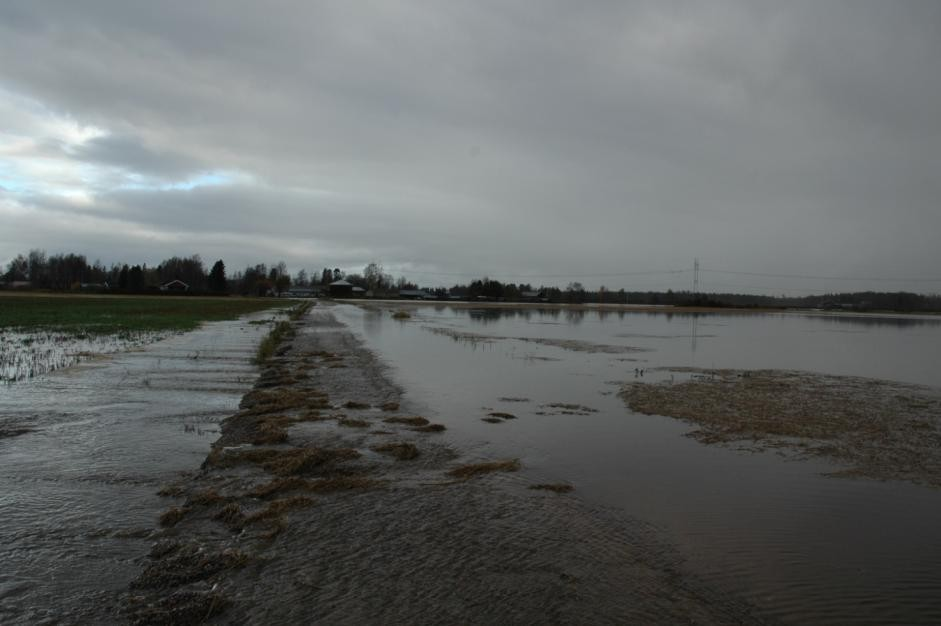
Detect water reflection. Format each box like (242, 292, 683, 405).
(340, 303, 941, 624)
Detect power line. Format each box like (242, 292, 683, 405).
(701, 268, 941, 283)
(398, 268, 691, 280)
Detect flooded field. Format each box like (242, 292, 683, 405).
(338, 303, 941, 624)
(0, 313, 274, 623)
(0, 329, 163, 383)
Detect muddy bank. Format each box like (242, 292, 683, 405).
(129, 306, 764, 624)
(621, 368, 941, 487)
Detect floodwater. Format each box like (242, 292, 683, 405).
(337, 304, 941, 625)
(0, 313, 274, 624)
(0, 329, 163, 383)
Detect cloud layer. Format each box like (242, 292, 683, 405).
(1, 1, 940, 293)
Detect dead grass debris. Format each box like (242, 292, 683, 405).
(413, 423, 446, 432)
(621, 368, 941, 487)
(132, 544, 249, 590)
(261, 447, 361, 477)
(529, 483, 574, 493)
(338, 417, 369, 428)
(371, 442, 420, 460)
(383, 416, 429, 426)
(158, 507, 187, 528)
(447, 459, 520, 479)
(245, 496, 315, 525)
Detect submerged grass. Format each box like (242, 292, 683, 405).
(383, 416, 428, 426)
(371, 442, 420, 460)
(447, 459, 520, 479)
(254, 321, 294, 365)
(529, 483, 574, 493)
(338, 417, 370, 428)
(414, 423, 446, 432)
(159, 507, 187, 528)
(245, 496, 315, 524)
(622, 368, 941, 486)
(132, 544, 249, 590)
(249, 475, 379, 498)
(261, 447, 361, 477)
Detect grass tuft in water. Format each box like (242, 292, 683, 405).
(528, 483, 574, 493)
(447, 459, 520, 479)
(383, 416, 428, 426)
(158, 506, 187, 528)
(371, 442, 420, 460)
(413, 423, 446, 432)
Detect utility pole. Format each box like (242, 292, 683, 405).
(693, 258, 700, 294)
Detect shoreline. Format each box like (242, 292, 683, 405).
(127, 304, 765, 623)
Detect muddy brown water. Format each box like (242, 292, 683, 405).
(338, 303, 941, 625)
(0, 313, 276, 623)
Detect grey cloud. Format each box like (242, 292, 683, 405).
(68, 134, 206, 180)
(1, 1, 940, 293)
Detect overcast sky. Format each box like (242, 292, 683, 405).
(1, 1, 940, 294)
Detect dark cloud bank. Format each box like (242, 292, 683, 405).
(1, 1, 939, 293)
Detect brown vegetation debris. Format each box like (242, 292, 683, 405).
(127, 589, 228, 625)
(621, 368, 941, 487)
(212, 503, 245, 531)
(261, 447, 361, 477)
(132, 544, 249, 590)
(338, 417, 370, 428)
(498, 397, 530, 403)
(185, 489, 226, 507)
(239, 388, 310, 416)
(380, 401, 400, 412)
(252, 418, 290, 445)
(488, 412, 517, 419)
(305, 475, 379, 493)
(447, 459, 521, 479)
(383, 416, 429, 426)
(158, 507, 187, 528)
(537, 403, 599, 416)
(481, 417, 503, 424)
(413, 423, 446, 432)
(529, 483, 574, 493)
(251, 475, 379, 495)
(204, 446, 282, 469)
(371, 442, 420, 460)
(343, 401, 371, 409)
(156, 484, 184, 498)
(245, 496, 315, 524)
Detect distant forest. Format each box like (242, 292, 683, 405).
(2, 249, 939, 312)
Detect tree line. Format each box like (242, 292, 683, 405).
(3, 249, 939, 311)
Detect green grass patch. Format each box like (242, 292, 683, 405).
(254, 320, 294, 365)
(0, 293, 293, 335)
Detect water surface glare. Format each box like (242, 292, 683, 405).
(338, 304, 941, 625)
(0, 314, 271, 624)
